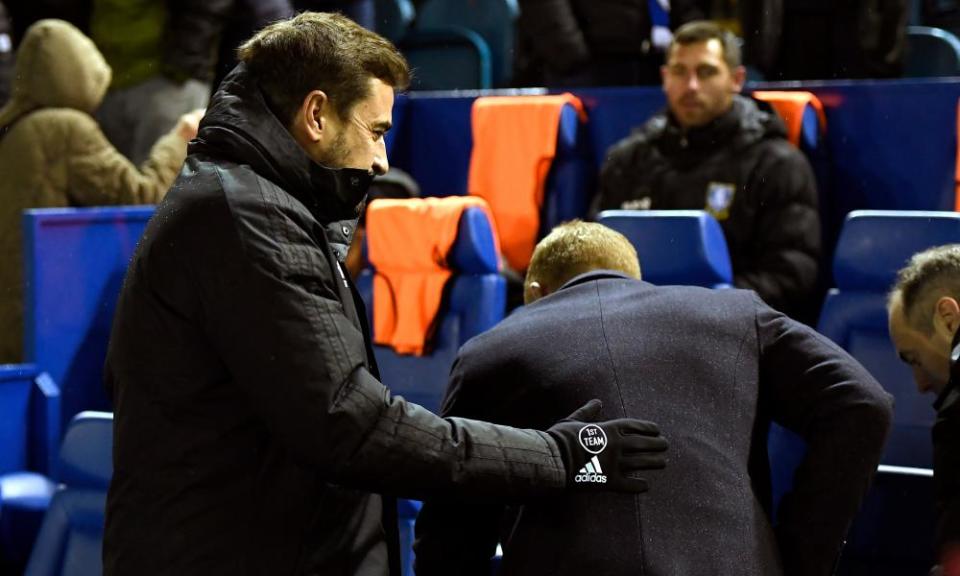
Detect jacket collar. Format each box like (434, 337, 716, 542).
(190, 63, 373, 232)
(558, 270, 639, 291)
(937, 329, 960, 410)
(637, 95, 786, 165)
(663, 98, 743, 153)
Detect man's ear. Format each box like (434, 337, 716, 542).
(524, 281, 545, 305)
(296, 89, 331, 144)
(731, 65, 746, 93)
(935, 296, 960, 336)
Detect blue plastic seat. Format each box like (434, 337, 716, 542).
(597, 210, 734, 288)
(24, 411, 113, 576)
(414, 0, 518, 86)
(465, 95, 590, 274)
(904, 26, 960, 77)
(0, 364, 60, 572)
(539, 103, 592, 235)
(357, 203, 505, 576)
(358, 204, 505, 413)
(22, 207, 155, 431)
(818, 210, 960, 468)
(401, 28, 492, 90)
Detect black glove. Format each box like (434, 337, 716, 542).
(546, 399, 668, 493)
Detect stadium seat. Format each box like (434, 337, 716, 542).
(540, 103, 592, 236)
(358, 203, 505, 413)
(22, 207, 154, 431)
(904, 26, 960, 77)
(837, 465, 936, 575)
(597, 210, 734, 288)
(818, 210, 960, 468)
(751, 90, 826, 154)
(374, 0, 415, 43)
(414, 0, 518, 87)
(468, 94, 590, 275)
(401, 28, 492, 90)
(24, 411, 113, 576)
(0, 364, 60, 572)
(358, 202, 504, 576)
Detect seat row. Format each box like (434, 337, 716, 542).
(5, 204, 956, 574)
(374, 0, 960, 90)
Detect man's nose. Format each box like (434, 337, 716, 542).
(372, 142, 389, 176)
(914, 369, 932, 394)
(685, 73, 700, 91)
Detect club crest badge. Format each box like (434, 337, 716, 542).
(705, 182, 736, 221)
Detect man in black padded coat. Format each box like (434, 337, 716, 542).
(415, 221, 892, 576)
(595, 21, 820, 319)
(102, 13, 669, 576)
(888, 245, 960, 575)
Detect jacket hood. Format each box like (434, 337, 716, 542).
(191, 63, 372, 248)
(636, 94, 787, 157)
(0, 19, 112, 129)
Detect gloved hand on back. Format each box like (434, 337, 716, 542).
(546, 399, 668, 493)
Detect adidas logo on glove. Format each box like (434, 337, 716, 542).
(574, 425, 608, 484)
(575, 455, 607, 484)
(546, 399, 667, 493)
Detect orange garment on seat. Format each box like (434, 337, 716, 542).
(955, 100, 960, 211)
(367, 196, 497, 356)
(753, 91, 826, 147)
(468, 93, 586, 272)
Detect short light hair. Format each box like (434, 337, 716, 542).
(890, 244, 960, 334)
(237, 12, 410, 127)
(669, 21, 741, 70)
(525, 221, 641, 294)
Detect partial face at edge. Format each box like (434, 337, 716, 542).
(888, 294, 954, 396)
(661, 39, 744, 129)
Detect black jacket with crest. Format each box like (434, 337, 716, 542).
(596, 95, 820, 318)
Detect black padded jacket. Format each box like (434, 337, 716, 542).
(935, 334, 960, 558)
(101, 64, 568, 576)
(595, 95, 821, 318)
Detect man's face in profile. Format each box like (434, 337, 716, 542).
(889, 295, 953, 396)
(661, 39, 743, 129)
(316, 77, 394, 176)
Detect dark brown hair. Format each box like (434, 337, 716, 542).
(237, 12, 410, 126)
(670, 21, 741, 70)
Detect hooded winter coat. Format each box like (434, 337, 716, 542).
(0, 19, 188, 363)
(595, 95, 820, 318)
